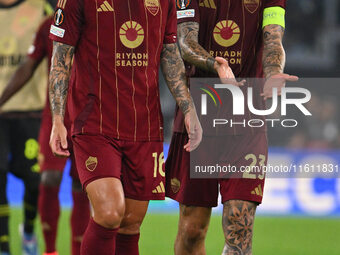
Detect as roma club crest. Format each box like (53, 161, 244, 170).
(145, 0, 160, 16)
(176, 0, 191, 10)
(171, 178, 181, 194)
(85, 156, 98, 172)
(244, 0, 260, 13)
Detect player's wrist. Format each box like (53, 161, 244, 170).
(52, 114, 64, 125)
(265, 70, 283, 80)
(207, 58, 216, 73)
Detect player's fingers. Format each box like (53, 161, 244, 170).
(239, 79, 246, 85)
(183, 140, 190, 152)
(50, 138, 57, 154)
(55, 144, 70, 157)
(285, 75, 299, 82)
(261, 92, 272, 98)
(60, 134, 68, 150)
(237, 79, 246, 87)
(49, 136, 69, 157)
(215, 57, 228, 66)
(188, 128, 202, 152)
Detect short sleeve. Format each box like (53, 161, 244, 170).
(28, 17, 51, 61)
(49, 0, 83, 46)
(176, 0, 199, 24)
(163, 0, 178, 44)
(264, 0, 286, 9)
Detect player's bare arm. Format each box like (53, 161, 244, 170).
(49, 41, 74, 157)
(178, 22, 216, 72)
(261, 24, 298, 100)
(178, 21, 242, 83)
(160, 43, 202, 151)
(262, 24, 285, 78)
(49, 41, 74, 119)
(0, 57, 40, 112)
(222, 200, 257, 255)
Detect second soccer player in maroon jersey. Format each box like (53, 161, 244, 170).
(165, 0, 298, 254)
(48, 0, 202, 254)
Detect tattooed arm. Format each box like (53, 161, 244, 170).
(178, 22, 235, 80)
(161, 43, 202, 151)
(49, 41, 74, 157)
(261, 24, 298, 100)
(262, 24, 286, 78)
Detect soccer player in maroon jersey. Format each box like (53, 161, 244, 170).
(48, 0, 202, 254)
(0, 16, 90, 255)
(165, 0, 298, 254)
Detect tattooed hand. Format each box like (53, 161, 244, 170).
(161, 43, 202, 151)
(262, 24, 298, 100)
(49, 41, 74, 157)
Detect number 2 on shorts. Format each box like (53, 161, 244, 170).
(243, 153, 266, 180)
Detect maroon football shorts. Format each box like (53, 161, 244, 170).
(38, 114, 78, 178)
(165, 132, 267, 207)
(72, 134, 165, 201)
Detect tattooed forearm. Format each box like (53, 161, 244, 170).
(49, 41, 74, 120)
(178, 22, 216, 73)
(222, 200, 257, 255)
(262, 24, 286, 78)
(160, 43, 194, 115)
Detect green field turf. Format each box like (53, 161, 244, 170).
(8, 207, 340, 255)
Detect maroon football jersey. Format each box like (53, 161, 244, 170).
(28, 17, 54, 120)
(28, 17, 53, 71)
(49, 0, 177, 141)
(173, 0, 286, 135)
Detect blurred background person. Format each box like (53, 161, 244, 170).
(0, 0, 52, 254)
(0, 14, 90, 255)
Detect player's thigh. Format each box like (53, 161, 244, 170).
(9, 117, 41, 179)
(72, 134, 126, 227)
(165, 132, 219, 207)
(121, 141, 165, 201)
(71, 134, 123, 189)
(219, 132, 267, 204)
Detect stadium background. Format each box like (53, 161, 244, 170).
(6, 0, 340, 254)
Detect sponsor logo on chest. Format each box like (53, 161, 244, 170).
(211, 20, 242, 65)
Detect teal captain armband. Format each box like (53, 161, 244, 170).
(262, 6, 285, 28)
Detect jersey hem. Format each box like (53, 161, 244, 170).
(72, 130, 164, 142)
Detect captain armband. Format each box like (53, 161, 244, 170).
(262, 6, 285, 29)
